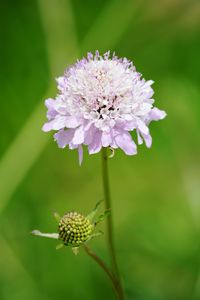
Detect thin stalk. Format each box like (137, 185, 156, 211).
(83, 244, 121, 299)
(101, 147, 125, 300)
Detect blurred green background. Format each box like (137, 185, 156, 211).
(0, 0, 200, 299)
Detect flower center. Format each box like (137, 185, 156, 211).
(58, 212, 93, 246)
(65, 60, 135, 130)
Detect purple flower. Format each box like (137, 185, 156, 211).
(43, 51, 166, 164)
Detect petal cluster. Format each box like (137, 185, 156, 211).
(43, 51, 166, 163)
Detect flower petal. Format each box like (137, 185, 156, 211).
(149, 107, 167, 121)
(56, 76, 66, 92)
(78, 145, 83, 165)
(115, 131, 137, 155)
(136, 130, 143, 145)
(42, 116, 67, 132)
(54, 129, 75, 148)
(136, 119, 149, 135)
(45, 98, 57, 120)
(84, 125, 96, 145)
(42, 121, 54, 132)
(142, 133, 152, 148)
(72, 126, 84, 144)
(65, 116, 81, 128)
(88, 131, 102, 154)
(101, 131, 112, 147)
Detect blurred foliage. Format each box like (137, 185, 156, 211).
(0, 0, 200, 299)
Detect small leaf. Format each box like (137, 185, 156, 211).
(72, 247, 79, 255)
(53, 212, 61, 222)
(95, 209, 111, 225)
(90, 231, 104, 239)
(31, 230, 59, 239)
(83, 231, 103, 245)
(86, 200, 103, 222)
(56, 243, 64, 250)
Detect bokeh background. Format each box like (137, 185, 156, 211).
(1, 0, 200, 299)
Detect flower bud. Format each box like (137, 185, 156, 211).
(58, 212, 94, 246)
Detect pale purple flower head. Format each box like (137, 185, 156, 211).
(43, 51, 166, 164)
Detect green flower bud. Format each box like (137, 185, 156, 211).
(58, 212, 94, 246)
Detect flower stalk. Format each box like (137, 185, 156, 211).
(83, 244, 124, 300)
(101, 147, 125, 300)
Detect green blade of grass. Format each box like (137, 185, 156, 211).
(0, 0, 78, 214)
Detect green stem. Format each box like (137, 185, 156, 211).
(83, 244, 121, 299)
(101, 147, 125, 300)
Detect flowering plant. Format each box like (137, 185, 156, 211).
(33, 51, 166, 300)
